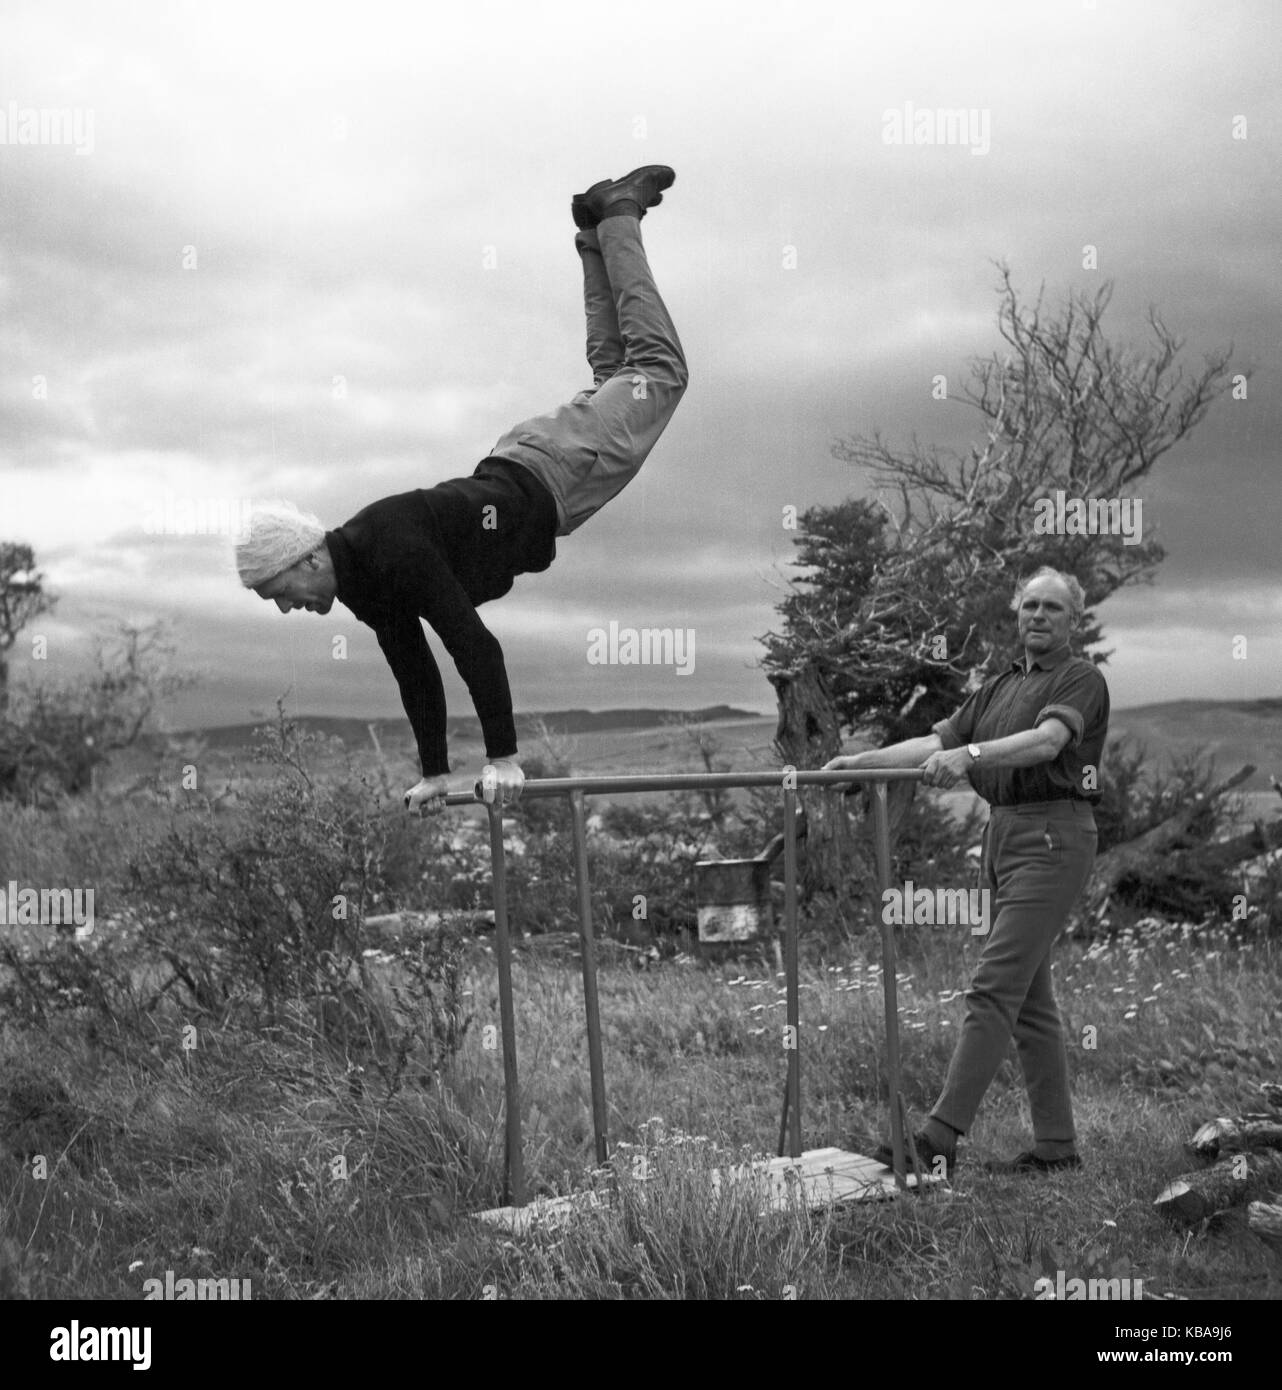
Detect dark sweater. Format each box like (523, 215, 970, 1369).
(324, 459, 557, 777)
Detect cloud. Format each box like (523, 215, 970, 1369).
(1, 0, 1277, 743)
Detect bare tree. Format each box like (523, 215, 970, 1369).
(0, 620, 194, 801)
(763, 265, 1240, 895)
(0, 542, 57, 718)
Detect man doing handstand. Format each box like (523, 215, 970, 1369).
(233, 167, 686, 816)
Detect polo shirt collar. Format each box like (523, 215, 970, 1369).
(1009, 641, 1074, 674)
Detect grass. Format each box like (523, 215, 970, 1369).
(2, 901, 1279, 1300)
(2, 749, 1280, 1303)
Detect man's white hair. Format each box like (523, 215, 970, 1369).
(234, 500, 326, 589)
(1010, 565, 1086, 626)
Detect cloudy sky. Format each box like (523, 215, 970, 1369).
(2, 0, 1278, 763)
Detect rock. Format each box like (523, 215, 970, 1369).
(1248, 1197, 1282, 1248)
(1155, 1151, 1282, 1226)
(1188, 1116, 1282, 1160)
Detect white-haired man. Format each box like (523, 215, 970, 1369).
(235, 167, 686, 816)
(825, 567, 1109, 1175)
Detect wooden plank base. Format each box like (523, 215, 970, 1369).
(473, 1147, 943, 1234)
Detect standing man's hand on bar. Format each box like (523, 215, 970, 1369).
(824, 735, 942, 797)
(405, 774, 450, 818)
(480, 757, 525, 807)
(919, 746, 976, 790)
(823, 751, 871, 775)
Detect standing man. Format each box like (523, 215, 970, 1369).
(233, 167, 687, 816)
(825, 567, 1109, 1175)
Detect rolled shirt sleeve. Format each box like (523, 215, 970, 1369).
(932, 682, 990, 750)
(1032, 660, 1107, 749)
(1037, 702, 1084, 747)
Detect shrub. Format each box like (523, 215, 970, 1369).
(0, 622, 191, 805)
(1093, 736, 1233, 854)
(0, 708, 472, 1092)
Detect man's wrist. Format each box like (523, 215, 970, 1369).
(966, 742, 983, 765)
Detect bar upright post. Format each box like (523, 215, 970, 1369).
(871, 781, 906, 1190)
(783, 783, 802, 1159)
(569, 789, 609, 1164)
(487, 801, 525, 1206)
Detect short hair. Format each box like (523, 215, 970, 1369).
(234, 500, 326, 589)
(1010, 566, 1086, 626)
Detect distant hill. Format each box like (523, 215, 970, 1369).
(1107, 699, 1282, 789)
(162, 706, 765, 753)
(156, 699, 1281, 790)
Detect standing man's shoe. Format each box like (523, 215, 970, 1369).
(983, 1150, 1083, 1175)
(579, 165, 675, 225)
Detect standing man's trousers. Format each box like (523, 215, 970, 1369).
(489, 216, 687, 537)
(929, 799, 1097, 1159)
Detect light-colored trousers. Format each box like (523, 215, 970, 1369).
(490, 215, 687, 537)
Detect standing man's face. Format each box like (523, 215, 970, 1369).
(1017, 576, 1075, 658)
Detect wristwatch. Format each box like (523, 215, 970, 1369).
(967, 743, 982, 762)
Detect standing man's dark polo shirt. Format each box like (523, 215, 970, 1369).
(932, 644, 1110, 805)
(324, 459, 558, 777)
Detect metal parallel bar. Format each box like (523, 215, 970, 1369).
(435, 768, 920, 1200)
(486, 802, 525, 1207)
(782, 783, 802, 1159)
(871, 782, 907, 1191)
(568, 789, 609, 1164)
(442, 768, 922, 806)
